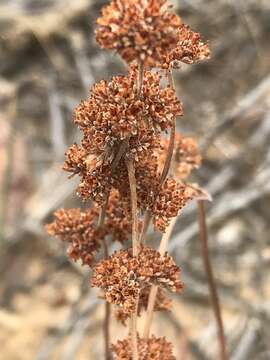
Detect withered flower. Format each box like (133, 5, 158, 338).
(63, 68, 182, 204)
(115, 286, 172, 325)
(46, 190, 134, 265)
(63, 143, 88, 177)
(96, 0, 182, 68)
(164, 24, 210, 69)
(112, 335, 175, 360)
(152, 178, 195, 232)
(46, 208, 103, 266)
(91, 246, 182, 314)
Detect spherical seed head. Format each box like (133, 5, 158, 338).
(91, 246, 182, 314)
(46, 208, 102, 266)
(163, 24, 210, 68)
(152, 178, 195, 232)
(112, 335, 176, 360)
(74, 68, 182, 146)
(96, 0, 182, 68)
(63, 68, 182, 204)
(63, 143, 88, 176)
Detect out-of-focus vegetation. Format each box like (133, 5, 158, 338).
(0, 0, 270, 359)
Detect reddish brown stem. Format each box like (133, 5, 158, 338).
(140, 209, 151, 245)
(197, 200, 227, 360)
(126, 158, 139, 257)
(160, 116, 176, 185)
(143, 217, 177, 338)
(140, 69, 177, 245)
(103, 238, 111, 360)
(126, 157, 139, 360)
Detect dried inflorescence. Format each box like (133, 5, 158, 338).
(46, 208, 103, 266)
(115, 286, 172, 325)
(96, 0, 210, 69)
(96, 0, 182, 68)
(46, 190, 134, 265)
(163, 24, 210, 69)
(63, 68, 182, 205)
(151, 178, 195, 231)
(91, 246, 182, 314)
(112, 335, 175, 360)
(47, 0, 211, 357)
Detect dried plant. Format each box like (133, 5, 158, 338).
(46, 1, 227, 359)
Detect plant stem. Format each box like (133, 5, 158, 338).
(98, 194, 109, 228)
(103, 238, 111, 360)
(159, 116, 176, 185)
(160, 69, 176, 185)
(140, 69, 176, 245)
(143, 217, 177, 338)
(126, 158, 139, 256)
(126, 157, 139, 360)
(197, 200, 227, 360)
(140, 209, 151, 245)
(98, 199, 111, 360)
(137, 60, 144, 97)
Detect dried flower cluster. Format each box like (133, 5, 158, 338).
(47, 0, 210, 358)
(92, 246, 182, 314)
(96, 0, 209, 69)
(46, 190, 134, 265)
(112, 336, 175, 360)
(115, 286, 172, 325)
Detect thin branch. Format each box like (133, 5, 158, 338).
(126, 158, 139, 257)
(137, 60, 144, 97)
(98, 194, 109, 228)
(126, 157, 139, 360)
(197, 200, 227, 360)
(140, 69, 176, 245)
(143, 217, 177, 338)
(139, 209, 151, 245)
(98, 197, 111, 359)
(103, 238, 111, 360)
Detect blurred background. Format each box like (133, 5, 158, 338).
(0, 0, 270, 359)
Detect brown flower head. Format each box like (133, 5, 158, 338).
(112, 335, 175, 360)
(152, 178, 195, 231)
(115, 286, 172, 325)
(63, 68, 182, 204)
(96, 0, 182, 68)
(46, 208, 103, 266)
(63, 143, 88, 177)
(164, 24, 210, 69)
(91, 246, 182, 314)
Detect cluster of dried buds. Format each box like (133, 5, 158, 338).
(47, 0, 210, 358)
